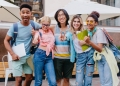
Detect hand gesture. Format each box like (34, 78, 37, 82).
(60, 32, 66, 41)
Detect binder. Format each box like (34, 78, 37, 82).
(8, 43, 26, 61)
(77, 30, 89, 51)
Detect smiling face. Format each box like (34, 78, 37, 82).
(57, 11, 67, 24)
(72, 18, 81, 31)
(20, 8, 32, 23)
(86, 17, 98, 31)
(41, 21, 50, 32)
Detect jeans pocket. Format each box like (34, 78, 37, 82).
(35, 48, 44, 54)
(34, 49, 46, 62)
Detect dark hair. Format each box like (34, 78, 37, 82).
(71, 15, 83, 31)
(87, 11, 100, 22)
(54, 9, 69, 28)
(20, 4, 32, 11)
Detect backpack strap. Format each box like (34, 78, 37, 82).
(11, 21, 35, 46)
(101, 29, 112, 44)
(30, 20, 35, 30)
(12, 23, 18, 46)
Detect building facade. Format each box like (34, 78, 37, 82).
(44, 0, 70, 15)
(6, 0, 120, 25)
(6, 0, 44, 20)
(91, 0, 120, 26)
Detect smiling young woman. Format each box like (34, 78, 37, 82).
(50, 9, 76, 86)
(70, 14, 95, 86)
(84, 11, 119, 86)
(32, 16, 57, 86)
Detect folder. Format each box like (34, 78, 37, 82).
(77, 30, 89, 51)
(8, 43, 26, 61)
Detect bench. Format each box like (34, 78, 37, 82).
(0, 62, 98, 78)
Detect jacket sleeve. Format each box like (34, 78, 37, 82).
(66, 32, 76, 62)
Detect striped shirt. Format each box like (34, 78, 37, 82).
(54, 25, 70, 59)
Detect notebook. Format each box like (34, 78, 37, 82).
(8, 43, 26, 61)
(77, 30, 89, 51)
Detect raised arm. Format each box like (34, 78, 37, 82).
(49, 25, 55, 34)
(32, 31, 39, 44)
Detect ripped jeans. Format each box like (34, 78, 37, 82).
(76, 48, 95, 86)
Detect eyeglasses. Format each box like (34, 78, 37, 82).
(58, 14, 65, 18)
(86, 20, 94, 24)
(42, 24, 50, 27)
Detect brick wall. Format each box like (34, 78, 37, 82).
(0, 29, 8, 62)
(109, 32, 120, 46)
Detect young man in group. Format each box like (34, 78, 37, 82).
(4, 4, 41, 86)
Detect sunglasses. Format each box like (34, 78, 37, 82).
(86, 20, 94, 24)
(42, 24, 50, 27)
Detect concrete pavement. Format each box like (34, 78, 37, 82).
(0, 77, 120, 86)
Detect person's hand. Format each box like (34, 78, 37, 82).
(11, 53, 20, 61)
(60, 32, 66, 41)
(31, 29, 36, 36)
(79, 40, 86, 46)
(33, 39, 38, 44)
(84, 36, 91, 44)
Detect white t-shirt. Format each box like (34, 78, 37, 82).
(73, 38, 83, 53)
(91, 28, 108, 44)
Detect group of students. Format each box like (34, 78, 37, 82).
(4, 3, 119, 86)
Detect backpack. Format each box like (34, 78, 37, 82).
(10, 20, 39, 54)
(102, 29, 120, 63)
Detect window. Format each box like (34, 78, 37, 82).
(33, 13, 39, 18)
(106, 0, 110, 5)
(111, 0, 115, 7)
(97, 0, 101, 3)
(98, 21, 102, 25)
(106, 19, 111, 26)
(22, 0, 29, 2)
(33, 0, 42, 2)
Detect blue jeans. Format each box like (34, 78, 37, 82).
(76, 48, 95, 86)
(97, 55, 112, 86)
(33, 48, 57, 86)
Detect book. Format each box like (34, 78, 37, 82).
(77, 30, 89, 51)
(8, 43, 26, 61)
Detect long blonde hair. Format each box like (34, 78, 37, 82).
(70, 15, 84, 33)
